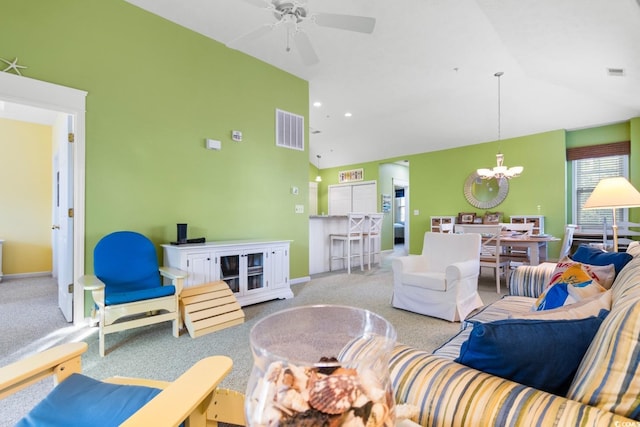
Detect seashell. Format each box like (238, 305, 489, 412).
(289, 363, 310, 392)
(278, 388, 311, 413)
(365, 402, 388, 427)
(340, 410, 366, 427)
(395, 403, 419, 421)
(357, 369, 385, 402)
(309, 374, 360, 415)
(265, 361, 284, 383)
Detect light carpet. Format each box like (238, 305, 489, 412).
(0, 259, 504, 426)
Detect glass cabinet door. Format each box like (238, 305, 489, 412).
(246, 251, 265, 291)
(219, 253, 240, 293)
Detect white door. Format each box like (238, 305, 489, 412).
(55, 115, 74, 322)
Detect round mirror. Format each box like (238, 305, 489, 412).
(463, 172, 509, 209)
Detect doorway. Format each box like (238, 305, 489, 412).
(0, 72, 87, 325)
(393, 178, 409, 255)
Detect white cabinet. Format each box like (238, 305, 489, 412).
(162, 240, 292, 307)
(430, 216, 457, 233)
(328, 181, 377, 215)
(509, 215, 545, 235)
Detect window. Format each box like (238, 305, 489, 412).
(569, 141, 630, 230)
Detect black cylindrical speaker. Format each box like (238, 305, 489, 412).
(177, 223, 187, 244)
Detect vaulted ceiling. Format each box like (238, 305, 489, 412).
(125, 0, 639, 167)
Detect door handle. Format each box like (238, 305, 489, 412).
(52, 225, 60, 230)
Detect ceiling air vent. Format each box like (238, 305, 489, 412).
(276, 108, 304, 151)
(607, 68, 625, 77)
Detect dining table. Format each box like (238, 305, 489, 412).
(500, 234, 560, 265)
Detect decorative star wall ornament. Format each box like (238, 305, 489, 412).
(0, 57, 27, 76)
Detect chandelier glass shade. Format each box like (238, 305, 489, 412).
(477, 153, 524, 179)
(477, 72, 523, 180)
(315, 154, 322, 182)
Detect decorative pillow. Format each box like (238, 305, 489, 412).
(626, 241, 640, 258)
(550, 258, 616, 289)
(17, 373, 161, 427)
(511, 290, 612, 320)
(455, 310, 608, 396)
(533, 263, 606, 311)
(568, 299, 640, 419)
(571, 245, 633, 276)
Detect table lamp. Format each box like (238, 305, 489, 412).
(583, 177, 640, 252)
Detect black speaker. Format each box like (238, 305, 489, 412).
(177, 223, 187, 244)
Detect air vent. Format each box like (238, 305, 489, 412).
(276, 109, 304, 151)
(607, 68, 625, 77)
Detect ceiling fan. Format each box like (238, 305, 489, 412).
(227, 0, 376, 65)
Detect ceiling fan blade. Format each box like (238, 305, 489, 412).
(293, 31, 319, 65)
(314, 13, 376, 33)
(226, 24, 274, 48)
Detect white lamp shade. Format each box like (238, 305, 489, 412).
(583, 177, 640, 209)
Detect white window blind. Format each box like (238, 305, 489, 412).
(573, 154, 628, 228)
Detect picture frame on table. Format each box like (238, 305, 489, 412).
(483, 211, 503, 224)
(458, 212, 476, 224)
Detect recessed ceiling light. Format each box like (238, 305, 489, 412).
(344, 112, 352, 117)
(313, 101, 322, 107)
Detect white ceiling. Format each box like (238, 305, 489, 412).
(129, 1, 639, 167)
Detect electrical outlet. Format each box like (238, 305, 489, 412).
(413, 209, 420, 215)
(295, 204, 304, 214)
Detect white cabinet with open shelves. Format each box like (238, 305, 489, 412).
(162, 239, 292, 307)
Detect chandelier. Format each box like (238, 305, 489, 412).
(315, 154, 322, 182)
(477, 72, 523, 180)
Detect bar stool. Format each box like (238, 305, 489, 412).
(363, 213, 384, 269)
(330, 213, 366, 274)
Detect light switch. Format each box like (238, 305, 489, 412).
(413, 209, 420, 216)
(291, 186, 299, 195)
(295, 204, 304, 214)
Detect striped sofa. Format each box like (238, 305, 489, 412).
(389, 257, 640, 426)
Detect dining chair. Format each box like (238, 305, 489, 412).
(363, 213, 384, 269)
(500, 222, 535, 266)
(439, 223, 454, 233)
(558, 224, 579, 259)
(457, 224, 510, 293)
(329, 212, 366, 274)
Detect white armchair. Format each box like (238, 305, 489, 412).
(391, 232, 483, 321)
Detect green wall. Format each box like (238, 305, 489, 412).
(1, 1, 310, 289)
(315, 122, 640, 259)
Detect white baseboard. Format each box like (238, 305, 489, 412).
(290, 276, 310, 285)
(2, 271, 52, 280)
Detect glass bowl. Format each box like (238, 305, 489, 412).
(245, 304, 397, 426)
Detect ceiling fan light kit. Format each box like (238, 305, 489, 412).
(231, 0, 376, 65)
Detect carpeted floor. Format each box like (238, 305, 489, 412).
(0, 252, 504, 426)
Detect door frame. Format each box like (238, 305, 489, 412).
(0, 72, 87, 325)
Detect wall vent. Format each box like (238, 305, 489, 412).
(276, 109, 304, 151)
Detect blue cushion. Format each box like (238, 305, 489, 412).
(455, 309, 608, 396)
(94, 231, 162, 294)
(17, 373, 161, 427)
(571, 245, 633, 276)
(106, 284, 175, 305)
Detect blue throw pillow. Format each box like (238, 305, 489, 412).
(454, 309, 608, 396)
(571, 245, 632, 276)
(17, 373, 162, 427)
